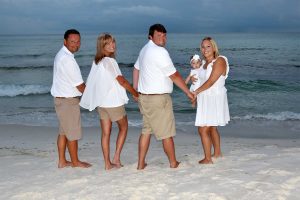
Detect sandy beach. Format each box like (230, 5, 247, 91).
(0, 121, 299, 200)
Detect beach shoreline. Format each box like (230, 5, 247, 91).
(1, 122, 300, 200)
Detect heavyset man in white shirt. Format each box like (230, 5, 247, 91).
(51, 29, 91, 168)
(133, 24, 195, 170)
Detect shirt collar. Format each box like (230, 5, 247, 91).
(148, 40, 157, 47)
(62, 45, 74, 57)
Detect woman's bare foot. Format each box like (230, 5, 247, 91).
(137, 163, 147, 170)
(212, 153, 223, 159)
(112, 162, 124, 168)
(58, 160, 72, 168)
(72, 161, 92, 168)
(198, 158, 213, 164)
(170, 161, 180, 168)
(105, 163, 118, 170)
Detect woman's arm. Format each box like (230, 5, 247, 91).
(194, 57, 226, 95)
(116, 75, 139, 98)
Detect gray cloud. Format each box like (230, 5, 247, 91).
(0, 0, 299, 34)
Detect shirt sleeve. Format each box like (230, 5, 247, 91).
(156, 48, 176, 77)
(134, 56, 140, 70)
(62, 57, 84, 87)
(103, 57, 122, 78)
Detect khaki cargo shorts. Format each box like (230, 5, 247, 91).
(54, 97, 82, 141)
(138, 94, 176, 140)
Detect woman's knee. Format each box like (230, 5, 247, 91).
(117, 116, 128, 132)
(198, 126, 210, 136)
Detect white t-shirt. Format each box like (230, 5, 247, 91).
(80, 57, 129, 111)
(50, 46, 83, 97)
(134, 40, 176, 94)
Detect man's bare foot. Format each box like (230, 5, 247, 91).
(137, 163, 147, 170)
(198, 158, 213, 164)
(58, 160, 72, 168)
(170, 161, 180, 168)
(72, 161, 92, 168)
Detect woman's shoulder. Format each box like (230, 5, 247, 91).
(215, 55, 227, 62)
(213, 56, 228, 66)
(101, 57, 117, 65)
(102, 56, 116, 62)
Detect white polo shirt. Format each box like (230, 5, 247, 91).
(51, 46, 84, 97)
(134, 40, 176, 94)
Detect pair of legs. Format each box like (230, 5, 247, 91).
(100, 115, 128, 170)
(198, 126, 222, 164)
(57, 134, 91, 168)
(137, 133, 180, 170)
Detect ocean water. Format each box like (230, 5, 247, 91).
(0, 33, 299, 131)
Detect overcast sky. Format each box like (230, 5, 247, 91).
(1, 0, 300, 35)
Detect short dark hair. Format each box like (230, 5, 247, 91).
(64, 29, 80, 40)
(148, 24, 167, 38)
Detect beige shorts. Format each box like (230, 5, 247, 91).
(138, 94, 176, 140)
(54, 97, 82, 141)
(97, 105, 126, 122)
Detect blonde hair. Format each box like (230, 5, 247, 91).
(94, 33, 115, 64)
(201, 37, 220, 58)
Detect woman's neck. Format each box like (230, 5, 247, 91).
(205, 56, 215, 63)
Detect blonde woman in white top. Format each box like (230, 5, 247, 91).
(193, 37, 230, 164)
(80, 33, 138, 170)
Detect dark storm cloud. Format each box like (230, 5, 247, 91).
(0, 0, 299, 34)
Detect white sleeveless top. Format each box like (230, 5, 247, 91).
(195, 56, 230, 126)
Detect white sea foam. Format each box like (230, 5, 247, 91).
(233, 111, 300, 121)
(0, 84, 49, 97)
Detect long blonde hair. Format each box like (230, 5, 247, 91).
(94, 33, 116, 64)
(201, 37, 220, 58)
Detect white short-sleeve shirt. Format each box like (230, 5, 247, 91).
(51, 46, 84, 97)
(134, 40, 176, 94)
(80, 57, 129, 111)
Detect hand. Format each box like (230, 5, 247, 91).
(133, 94, 139, 102)
(192, 91, 199, 96)
(190, 75, 198, 85)
(186, 91, 196, 103)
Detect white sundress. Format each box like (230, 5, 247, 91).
(195, 56, 230, 127)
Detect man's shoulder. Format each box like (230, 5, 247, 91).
(144, 43, 168, 56)
(55, 48, 74, 62)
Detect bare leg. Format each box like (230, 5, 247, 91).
(198, 126, 213, 164)
(112, 116, 128, 168)
(57, 134, 71, 168)
(137, 133, 151, 170)
(67, 139, 92, 168)
(100, 119, 115, 170)
(210, 127, 222, 158)
(162, 137, 180, 168)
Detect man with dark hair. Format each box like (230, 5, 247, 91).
(133, 24, 195, 170)
(51, 29, 91, 168)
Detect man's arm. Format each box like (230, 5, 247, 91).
(76, 82, 86, 94)
(169, 71, 195, 102)
(133, 68, 139, 90)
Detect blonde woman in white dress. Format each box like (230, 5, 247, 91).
(193, 37, 230, 164)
